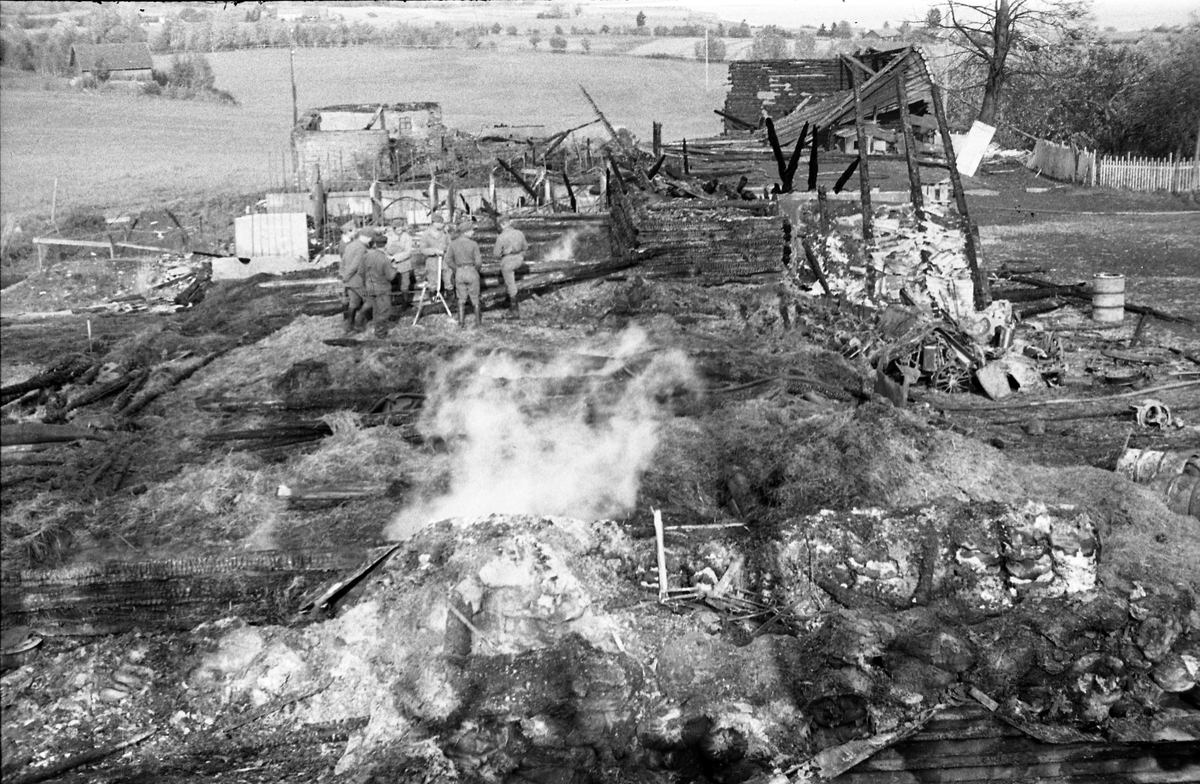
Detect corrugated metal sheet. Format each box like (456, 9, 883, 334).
(233, 213, 308, 260)
(833, 703, 1200, 784)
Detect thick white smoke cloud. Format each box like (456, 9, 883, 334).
(386, 327, 699, 538)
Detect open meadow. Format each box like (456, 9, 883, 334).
(0, 47, 727, 219)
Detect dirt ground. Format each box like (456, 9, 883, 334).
(2, 166, 1198, 782)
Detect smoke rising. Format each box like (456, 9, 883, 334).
(540, 228, 581, 262)
(386, 328, 699, 538)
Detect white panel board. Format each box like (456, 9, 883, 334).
(233, 213, 308, 260)
(955, 121, 997, 178)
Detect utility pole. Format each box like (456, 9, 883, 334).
(705, 28, 709, 89)
(289, 47, 298, 127)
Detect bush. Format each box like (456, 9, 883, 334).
(140, 80, 162, 96)
(694, 37, 726, 62)
(167, 53, 215, 90)
(75, 73, 98, 89)
(549, 35, 567, 51)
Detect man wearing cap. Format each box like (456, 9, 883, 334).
(444, 222, 483, 328)
(340, 227, 373, 333)
(493, 215, 529, 318)
(362, 231, 398, 338)
(419, 214, 452, 298)
(385, 220, 415, 310)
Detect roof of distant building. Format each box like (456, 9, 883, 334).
(70, 42, 153, 72)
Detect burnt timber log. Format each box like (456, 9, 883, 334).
(0, 550, 363, 633)
(0, 355, 95, 405)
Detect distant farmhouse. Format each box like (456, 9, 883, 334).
(278, 6, 329, 23)
(864, 28, 904, 42)
(69, 42, 153, 81)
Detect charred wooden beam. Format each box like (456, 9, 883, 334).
(714, 109, 757, 131)
(0, 355, 94, 405)
(894, 55, 926, 224)
(782, 122, 809, 193)
(561, 167, 578, 213)
(848, 62, 875, 255)
(646, 154, 667, 181)
(833, 157, 860, 194)
(765, 117, 789, 188)
(0, 550, 364, 633)
(807, 124, 820, 191)
(801, 234, 832, 296)
(930, 81, 990, 310)
(496, 158, 541, 204)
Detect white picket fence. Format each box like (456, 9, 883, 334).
(1028, 138, 1199, 193)
(1097, 154, 1199, 193)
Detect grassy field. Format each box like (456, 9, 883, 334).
(0, 48, 727, 219)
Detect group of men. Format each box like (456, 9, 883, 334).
(339, 213, 528, 337)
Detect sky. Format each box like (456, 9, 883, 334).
(597, 0, 1200, 31)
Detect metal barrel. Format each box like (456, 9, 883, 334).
(1092, 273, 1125, 323)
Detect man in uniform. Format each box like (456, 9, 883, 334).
(493, 214, 529, 318)
(419, 214, 451, 298)
(340, 226, 372, 333)
(385, 219, 416, 310)
(444, 222, 483, 328)
(362, 231, 398, 338)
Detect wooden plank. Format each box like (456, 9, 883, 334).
(861, 738, 1200, 771)
(837, 752, 1200, 783)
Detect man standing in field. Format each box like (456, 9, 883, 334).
(493, 215, 529, 318)
(340, 226, 372, 333)
(362, 232, 398, 339)
(385, 220, 416, 310)
(445, 222, 483, 328)
(419, 214, 451, 299)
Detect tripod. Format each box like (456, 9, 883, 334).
(412, 253, 452, 325)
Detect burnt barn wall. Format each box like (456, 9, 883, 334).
(292, 128, 391, 190)
(723, 59, 850, 132)
(611, 190, 787, 278)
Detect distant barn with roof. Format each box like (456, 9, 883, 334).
(69, 42, 153, 81)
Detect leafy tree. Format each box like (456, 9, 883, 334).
(793, 31, 817, 55)
(168, 52, 215, 90)
(693, 36, 726, 61)
(1123, 23, 1200, 155)
(491, 22, 502, 35)
(507, 25, 518, 35)
(751, 25, 789, 59)
(581, 37, 591, 52)
(636, 11, 646, 27)
(601, 24, 610, 34)
(555, 25, 564, 35)
(549, 34, 567, 50)
(729, 20, 752, 38)
(818, 23, 827, 36)
(933, 0, 1090, 125)
(529, 31, 542, 49)
(926, 7, 943, 27)
(837, 20, 854, 38)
